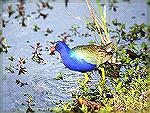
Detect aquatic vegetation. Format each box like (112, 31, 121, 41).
(30, 43, 47, 64)
(5, 56, 15, 73)
(54, 72, 65, 80)
(44, 28, 54, 36)
(37, 0, 53, 10)
(8, 56, 15, 61)
(5, 57, 28, 75)
(7, 4, 15, 18)
(69, 24, 92, 38)
(58, 32, 71, 43)
(0, 37, 11, 53)
(5, 64, 15, 73)
(49, 1, 149, 113)
(17, 57, 27, 75)
(15, 79, 28, 87)
(36, 11, 48, 19)
(2, 0, 149, 113)
(33, 24, 41, 32)
(21, 95, 35, 113)
(2, 19, 9, 28)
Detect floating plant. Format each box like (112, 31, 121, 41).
(33, 24, 41, 32)
(0, 37, 11, 53)
(7, 4, 15, 18)
(17, 57, 27, 75)
(30, 43, 47, 64)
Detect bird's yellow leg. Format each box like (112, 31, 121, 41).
(83, 73, 89, 85)
(98, 67, 105, 85)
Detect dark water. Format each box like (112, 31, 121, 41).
(1, 1, 148, 112)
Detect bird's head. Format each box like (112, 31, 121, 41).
(48, 41, 70, 55)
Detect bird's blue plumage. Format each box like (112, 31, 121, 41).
(55, 41, 96, 72)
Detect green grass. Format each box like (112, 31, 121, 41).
(50, 1, 149, 113)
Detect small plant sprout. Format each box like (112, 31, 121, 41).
(39, 0, 53, 9)
(5, 64, 15, 73)
(7, 4, 15, 18)
(15, 79, 28, 87)
(30, 43, 48, 64)
(46, 28, 53, 34)
(17, 57, 27, 75)
(69, 24, 91, 37)
(36, 9, 48, 19)
(58, 32, 71, 42)
(54, 72, 65, 80)
(5, 56, 15, 73)
(8, 56, 15, 61)
(44, 28, 53, 36)
(33, 24, 40, 32)
(20, 16, 27, 27)
(25, 95, 35, 113)
(0, 37, 11, 53)
(16, 1, 25, 17)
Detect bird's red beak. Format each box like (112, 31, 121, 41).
(49, 46, 55, 55)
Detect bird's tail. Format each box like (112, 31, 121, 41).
(104, 42, 121, 65)
(104, 42, 115, 53)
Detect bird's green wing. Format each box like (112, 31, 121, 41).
(71, 45, 98, 65)
(71, 45, 112, 66)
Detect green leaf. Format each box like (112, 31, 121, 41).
(140, 30, 145, 37)
(88, 40, 96, 45)
(126, 56, 131, 63)
(140, 23, 145, 28)
(128, 69, 133, 75)
(72, 24, 80, 30)
(116, 82, 122, 91)
(141, 42, 148, 50)
(124, 74, 128, 81)
(0, 30, 2, 35)
(112, 19, 118, 26)
(147, 0, 150, 5)
(54, 72, 65, 80)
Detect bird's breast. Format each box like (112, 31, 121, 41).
(60, 52, 96, 72)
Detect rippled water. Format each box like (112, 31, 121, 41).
(1, 1, 148, 112)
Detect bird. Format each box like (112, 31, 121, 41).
(49, 41, 114, 84)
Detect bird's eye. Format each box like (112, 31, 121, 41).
(55, 43, 59, 49)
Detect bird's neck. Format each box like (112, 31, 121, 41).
(59, 44, 71, 57)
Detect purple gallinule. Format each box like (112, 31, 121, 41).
(49, 41, 114, 84)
